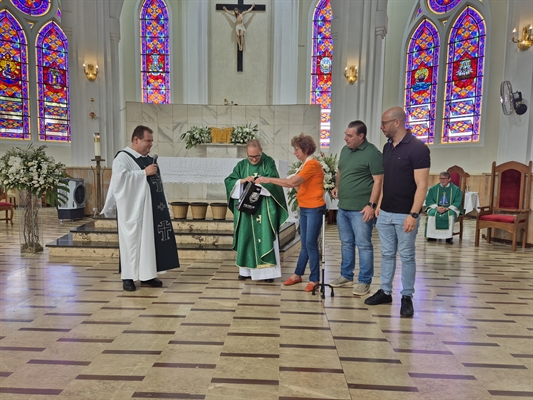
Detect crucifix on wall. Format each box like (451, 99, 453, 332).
(216, 0, 266, 72)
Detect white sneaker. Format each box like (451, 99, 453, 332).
(353, 283, 371, 296)
(329, 276, 353, 287)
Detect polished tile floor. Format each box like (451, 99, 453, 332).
(0, 209, 532, 399)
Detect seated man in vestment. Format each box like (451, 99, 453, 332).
(224, 140, 288, 282)
(101, 125, 180, 291)
(425, 171, 463, 244)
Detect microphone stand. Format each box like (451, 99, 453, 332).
(312, 208, 334, 299)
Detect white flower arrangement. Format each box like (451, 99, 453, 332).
(180, 126, 212, 149)
(0, 144, 69, 205)
(230, 123, 258, 144)
(287, 152, 338, 212)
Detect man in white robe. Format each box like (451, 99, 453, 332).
(101, 125, 179, 291)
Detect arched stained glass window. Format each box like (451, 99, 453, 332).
(36, 21, 70, 142)
(0, 10, 29, 140)
(428, 0, 462, 14)
(442, 7, 485, 144)
(140, 0, 170, 104)
(11, 0, 50, 17)
(404, 19, 439, 144)
(310, 0, 333, 149)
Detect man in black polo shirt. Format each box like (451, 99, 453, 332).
(365, 107, 430, 318)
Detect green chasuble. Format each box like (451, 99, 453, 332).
(425, 182, 463, 231)
(224, 153, 289, 269)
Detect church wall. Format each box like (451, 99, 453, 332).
(382, 0, 509, 175)
(209, 0, 272, 105)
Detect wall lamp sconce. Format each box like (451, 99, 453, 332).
(511, 25, 533, 51)
(83, 63, 99, 81)
(344, 65, 358, 84)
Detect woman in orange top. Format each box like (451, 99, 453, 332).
(256, 134, 325, 291)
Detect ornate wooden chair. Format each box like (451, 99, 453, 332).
(0, 193, 14, 225)
(447, 165, 470, 240)
(475, 161, 532, 252)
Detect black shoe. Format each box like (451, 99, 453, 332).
(364, 289, 393, 305)
(122, 279, 136, 291)
(426, 238, 437, 242)
(400, 295, 414, 317)
(445, 238, 453, 244)
(141, 278, 163, 287)
(264, 279, 274, 283)
(238, 275, 251, 280)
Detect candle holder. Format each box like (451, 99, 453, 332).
(91, 156, 106, 214)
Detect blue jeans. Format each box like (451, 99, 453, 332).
(376, 210, 420, 297)
(337, 208, 375, 284)
(295, 205, 325, 282)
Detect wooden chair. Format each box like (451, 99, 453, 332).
(0, 193, 14, 225)
(475, 161, 532, 252)
(447, 165, 470, 240)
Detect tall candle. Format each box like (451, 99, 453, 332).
(94, 133, 101, 157)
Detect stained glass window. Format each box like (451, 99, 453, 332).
(310, 0, 333, 149)
(11, 0, 50, 17)
(442, 7, 485, 144)
(0, 10, 29, 140)
(404, 19, 439, 144)
(428, 0, 462, 14)
(36, 21, 70, 141)
(140, 0, 170, 104)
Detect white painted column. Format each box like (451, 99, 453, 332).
(182, 0, 209, 105)
(64, 0, 124, 166)
(329, 0, 388, 156)
(272, 0, 300, 104)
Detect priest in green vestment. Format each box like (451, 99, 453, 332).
(425, 171, 463, 243)
(224, 140, 288, 282)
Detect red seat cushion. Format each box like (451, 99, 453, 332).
(0, 202, 13, 207)
(480, 214, 526, 223)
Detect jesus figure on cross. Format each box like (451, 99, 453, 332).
(223, 3, 255, 51)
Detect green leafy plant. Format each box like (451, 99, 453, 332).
(0, 144, 69, 206)
(287, 152, 338, 212)
(230, 123, 258, 144)
(180, 126, 212, 149)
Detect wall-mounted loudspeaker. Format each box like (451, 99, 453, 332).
(57, 178, 86, 221)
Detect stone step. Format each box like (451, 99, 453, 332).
(93, 217, 235, 233)
(47, 232, 301, 261)
(70, 220, 296, 247)
(48, 217, 300, 260)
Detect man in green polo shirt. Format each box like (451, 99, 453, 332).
(329, 120, 384, 295)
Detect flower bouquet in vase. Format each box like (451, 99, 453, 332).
(287, 152, 338, 212)
(230, 123, 258, 144)
(0, 145, 69, 253)
(180, 126, 212, 149)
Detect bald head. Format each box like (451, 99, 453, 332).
(246, 139, 262, 151)
(380, 106, 407, 143)
(382, 107, 406, 124)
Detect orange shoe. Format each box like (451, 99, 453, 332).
(283, 275, 302, 285)
(305, 282, 319, 292)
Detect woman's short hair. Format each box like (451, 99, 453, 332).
(291, 133, 317, 156)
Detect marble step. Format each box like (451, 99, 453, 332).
(93, 217, 235, 233)
(71, 220, 296, 247)
(47, 232, 301, 261)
